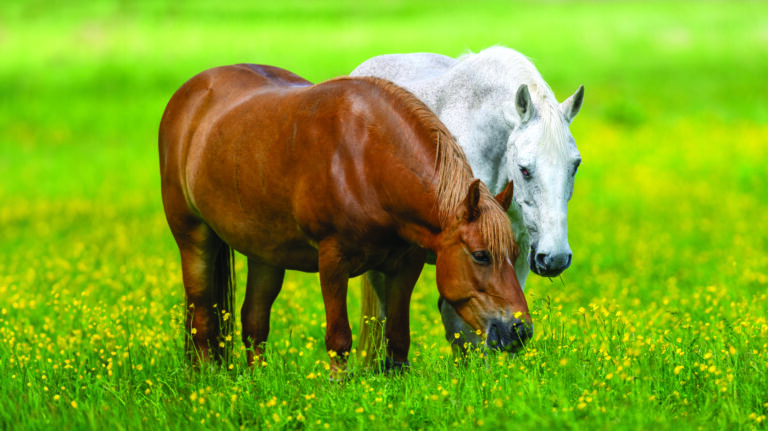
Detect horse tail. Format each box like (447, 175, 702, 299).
(357, 273, 386, 369)
(213, 244, 236, 364)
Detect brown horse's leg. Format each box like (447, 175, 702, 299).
(317, 239, 352, 378)
(175, 223, 227, 365)
(241, 259, 284, 367)
(382, 248, 427, 370)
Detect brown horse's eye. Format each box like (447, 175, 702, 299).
(471, 251, 491, 265)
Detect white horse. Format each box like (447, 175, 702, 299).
(351, 46, 584, 358)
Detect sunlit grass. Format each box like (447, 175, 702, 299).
(1, 0, 767, 429)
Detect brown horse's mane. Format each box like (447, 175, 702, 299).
(334, 76, 517, 266)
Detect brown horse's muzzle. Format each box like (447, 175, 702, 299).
(486, 317, 533, 353)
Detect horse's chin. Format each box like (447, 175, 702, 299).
(531, 265, 566, 277)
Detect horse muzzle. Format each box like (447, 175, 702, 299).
(486, 318, 533, 353)
(529, 245, 572, 277)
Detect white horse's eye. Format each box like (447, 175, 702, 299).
(520, 166, 532, 179)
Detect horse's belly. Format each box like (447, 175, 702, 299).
(237, 237, 320, 272)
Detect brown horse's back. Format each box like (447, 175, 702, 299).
(160, 65, 427, 273)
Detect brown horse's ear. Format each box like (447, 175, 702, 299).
(495, 180, 514, 212)
(464, 179, 483, 221)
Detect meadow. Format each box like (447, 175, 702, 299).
(1, 1, 767, 429)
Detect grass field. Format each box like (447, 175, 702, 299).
(1, 1, 767, 429)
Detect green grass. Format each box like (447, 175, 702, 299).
(1, 1, 767, 429)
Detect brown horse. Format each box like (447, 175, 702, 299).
(159, 63, 530, 375)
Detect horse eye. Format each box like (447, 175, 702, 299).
(471, 251, 491, 265)
(519, 166, 532, 179)
(573, 161, 581, 176)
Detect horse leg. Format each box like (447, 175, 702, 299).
(382, 247, 426, 371)
(241, 259, 285, 367)
(174, 222, 228, 365)
(317, 239, 352, 378)
(356, 271, 387, 368)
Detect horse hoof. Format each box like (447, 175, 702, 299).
(383, 357, 411, 373)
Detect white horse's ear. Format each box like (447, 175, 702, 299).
(560, 85, 584, 124)
(515, 84, 534, 124)
(502, 84, 534, 128)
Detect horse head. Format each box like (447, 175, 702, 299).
(502, 83, 584, 277)
(434, 179, 531, 352)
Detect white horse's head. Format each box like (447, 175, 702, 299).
(503, 83, 584, 277)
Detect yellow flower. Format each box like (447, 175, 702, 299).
(71, 400, 78, 409)
(674, 365, 684, 375)
(355, 407, 364, 414)
(454, 333, 460, 339)
(306, 372, 317, 380)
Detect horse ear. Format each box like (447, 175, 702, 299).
(515, 84, 534, 124)
(560, 85, 584, 124)
(494, 180, 514, 212)
(464, 179, 483, 222)
(502, 84, 534, 128)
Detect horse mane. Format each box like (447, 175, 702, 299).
(458, 45, 571, 157)
(334, 76, 518, 266)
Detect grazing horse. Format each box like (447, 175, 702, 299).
(351, 46, 584, 359)
(158, 63, 530, 375)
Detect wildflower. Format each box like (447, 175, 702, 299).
(674, 365, 684, 375)
(454, 333, 460, 339)
(306, 372, 317, 380)
(71, 400, 78, 409)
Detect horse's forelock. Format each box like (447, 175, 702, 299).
(537, 101, 571, 157)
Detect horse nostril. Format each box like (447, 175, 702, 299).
(487, 322, 501, 349)
(535, 252, 549, 269)
(512, 320, 533, 344)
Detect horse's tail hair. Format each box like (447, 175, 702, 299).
(213, 244, 236, 364)
(357, 274, 386, 369)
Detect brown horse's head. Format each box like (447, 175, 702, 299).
(434, 179, 531, 353)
